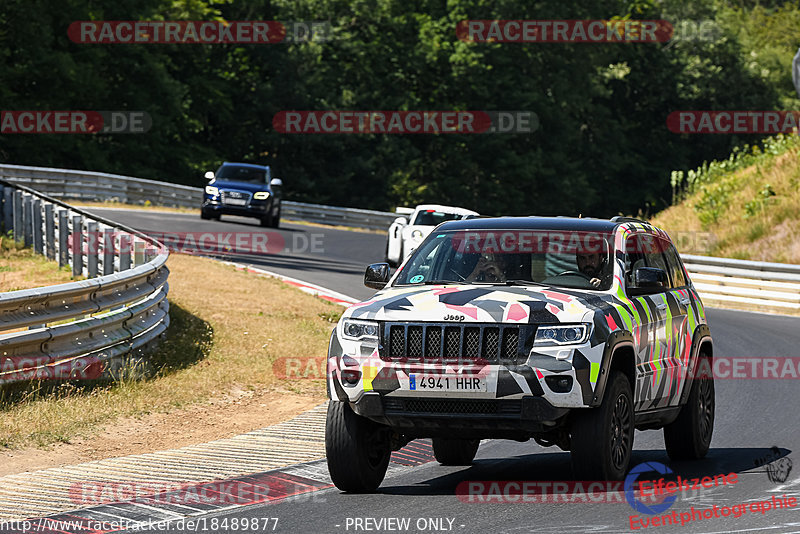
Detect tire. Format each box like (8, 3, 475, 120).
(664, 353, 714, 460)
(259, 214, 272, 227)
(432, 438, 480, 466)
(270, 207, 280, 228)
(200, 209, 212, 220)
(570, 371, 634, 480)
(325, 400, 391, 492)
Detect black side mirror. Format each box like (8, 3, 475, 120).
(629, 267, 668, 295)
(364, 263, 390, 289)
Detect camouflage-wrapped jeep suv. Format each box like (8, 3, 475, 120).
(325, 216, 714, 491)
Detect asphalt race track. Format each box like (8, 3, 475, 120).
(76, 209, 800, 533)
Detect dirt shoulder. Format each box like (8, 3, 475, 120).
(0, 253, 335, 475)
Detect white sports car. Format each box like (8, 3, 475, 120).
(385, 204, 479, 267)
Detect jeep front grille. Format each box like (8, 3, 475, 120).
(380, 322, 534, 363)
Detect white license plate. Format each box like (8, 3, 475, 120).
(223, 198, 247, 206)
(407, 374, 486, 392)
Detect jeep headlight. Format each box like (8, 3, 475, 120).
(534, 324, 591, 346)
(253, 191, 271, 200)
(341, 319, 379, 341)
(205, 186, 219, 195)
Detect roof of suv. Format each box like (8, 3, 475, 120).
(220, 162, 269, 170)
(436, 216, 653, 233)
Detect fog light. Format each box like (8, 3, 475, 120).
(545, 375, 573, 393)
(341, 369, 361, 386)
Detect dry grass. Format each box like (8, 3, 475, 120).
(73, 200, 197, 214)
(0, 236, 75, 292)
(0, 253, 339, 449)
(651, 149, 800, 263)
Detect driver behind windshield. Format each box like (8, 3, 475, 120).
(465, 253, 509, 282)
(576, 250, 611, 288)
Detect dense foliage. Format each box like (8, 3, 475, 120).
(0, 0, 795, 217)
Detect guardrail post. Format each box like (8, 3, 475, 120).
(22, 194, 32, 247)
(72, 214, 83, 278)
(12, 190, 22, 243)
(57, 209, 69, 268)
(133, 239, 145, 266)
(3, 187, 12, 235)
(44, 204, 55, 260)
(119, 233, 132, 271)
(87, 221, 98, 278)
(32, 198, 43, 255)
(103, 228, 114, 275)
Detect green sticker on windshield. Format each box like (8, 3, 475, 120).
(410, 275, 424, 283)
(436, 234, 445, 238)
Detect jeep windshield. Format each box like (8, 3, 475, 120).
(393, 229, 615, 290)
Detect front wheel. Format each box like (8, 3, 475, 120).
(326, 401, 391, 492)
(664, 353, 714, 460)
(270, 207, 281, 228)
(432, 438, 480, 466)
(570, 371, 634, 480)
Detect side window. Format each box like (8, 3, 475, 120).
(639, 234, 672, 288)
(662, 241, 687, 288)
(623, 235, 646, 285)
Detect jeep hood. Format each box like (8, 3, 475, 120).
(345, 284, 604, 324)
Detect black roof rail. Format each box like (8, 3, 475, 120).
(610, 216, 650, 224)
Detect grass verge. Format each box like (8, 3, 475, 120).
(652, 135, 800, 263)
(0, 253, 339, 449)
(0, 235, 75, 292)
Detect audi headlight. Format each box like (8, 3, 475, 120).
(534, 324, 591, 346)
(253, 191, 271, 200)
(205, 186, 219, 195)
(341, 320, 379, 341)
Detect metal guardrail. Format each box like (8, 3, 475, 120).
(0, 163, 400, 230)
(683, 254, 800, 314)
(0, 179, 170, 386)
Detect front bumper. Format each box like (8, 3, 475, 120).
(350, 392, 568, 438)
(202, 198, 271, 218)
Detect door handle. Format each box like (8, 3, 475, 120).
(680, 297, 691, 306)
(656, 302, 667, 311)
